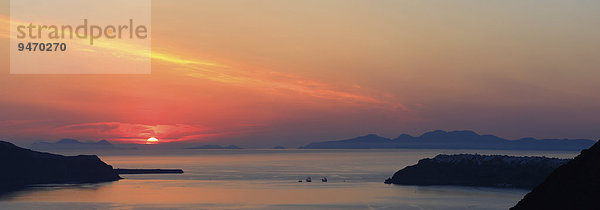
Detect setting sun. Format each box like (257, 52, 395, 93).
(146, 137, 159, 144)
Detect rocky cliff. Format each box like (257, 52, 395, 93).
(512, 140, 600, 209)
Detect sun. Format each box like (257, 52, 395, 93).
(146, 137, 159, 144)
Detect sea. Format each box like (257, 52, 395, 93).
(0, 149, 579, 209)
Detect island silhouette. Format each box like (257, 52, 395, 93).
(0, 141, 183, 191)
(0, 141, 120, 190)
(300, 130, 594, 150)
(385, 154, 569, 189)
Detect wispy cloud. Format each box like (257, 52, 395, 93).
(2, 15, 408, 112)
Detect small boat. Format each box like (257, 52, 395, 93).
(322, 177, 328, 182)
(306, 177, 312, 182)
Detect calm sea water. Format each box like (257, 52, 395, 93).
(0, 149, 579, 209)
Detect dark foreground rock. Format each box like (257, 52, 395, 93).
(512, 140, 600, 210)
(0, 141, 121, 190)
(385, 154, 569, 189)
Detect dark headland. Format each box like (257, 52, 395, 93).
(385, 154, 569, 189)
(511, 139, 600, 209)
(0, 141, 184, 191)
(0, 141, 121, 190)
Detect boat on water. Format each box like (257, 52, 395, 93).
(306, 177, 312, 182)
(322, 177, 328, 182)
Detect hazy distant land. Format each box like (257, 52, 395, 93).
(300, 130, 595, 151)
(27, 130, 595, 151)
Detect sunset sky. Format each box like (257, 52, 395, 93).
(1, 0, 599, 147)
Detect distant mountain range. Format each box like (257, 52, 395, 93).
(30, 139, 116, 150)
(299, 130, 596, 151)
(186, 144, 242, 149)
